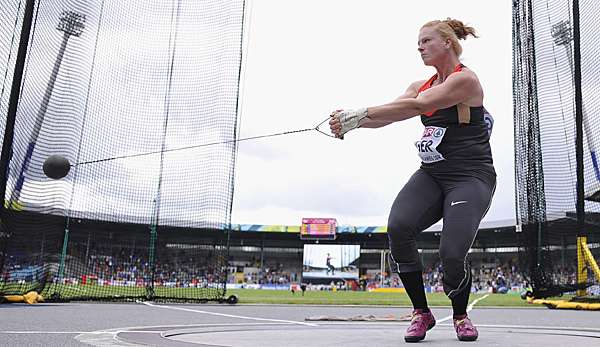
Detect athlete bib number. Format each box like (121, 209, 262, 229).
(415, 126, 446, 163)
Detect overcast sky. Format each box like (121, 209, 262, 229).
(232, 0, 515, 227)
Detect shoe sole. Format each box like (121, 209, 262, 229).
(404, 320, 436, 343)
(458, 335, 478, 342)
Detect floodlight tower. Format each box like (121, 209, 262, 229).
(10, 11, 85, 205)
(551, 20, 599, 185)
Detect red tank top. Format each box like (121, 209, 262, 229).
(417, 64, 464, 117)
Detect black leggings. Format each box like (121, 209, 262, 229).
(387, 169, 495, 299)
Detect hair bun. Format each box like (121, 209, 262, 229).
(443, 18, 478, 40)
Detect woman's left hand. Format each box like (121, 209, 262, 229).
(329, 110, 343, 138)
(329, 108, 369, 139)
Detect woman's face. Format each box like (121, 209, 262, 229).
(418, 26, 450, 66)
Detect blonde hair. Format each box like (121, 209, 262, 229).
(421, 18, 478, 57)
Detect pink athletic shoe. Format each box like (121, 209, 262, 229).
(404, 309, 436, 343)
(453, 314, 479, 341)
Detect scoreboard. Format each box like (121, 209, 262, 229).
(300, 218, 337, 240)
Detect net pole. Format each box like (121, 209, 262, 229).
(572, 0, 587, 295)
(260, 235, 264, 272)
(339, 244, 343, 274)
(380, 250, 385, 287)
(0, 0, 35, 292)
(148, 221, 157, 300)
(57, 228, 69, 280)
(573, 0, 584, 233)
(577, 236, 587, 296)
(145, 0, 181, 301)
(0, 0, 35, 215)
(224, 0, 248, 301)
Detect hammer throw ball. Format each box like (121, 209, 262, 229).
(43, 155, 71, 179)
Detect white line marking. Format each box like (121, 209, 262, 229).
(0, 331, 98, 334)
(468, 294, 490, 310)
(74, 319, 317, 347)
(437, 294, 489, 323)
(142, 301, 318, 326)
(0, 330, 162, 334)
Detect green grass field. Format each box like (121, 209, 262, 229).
(5, 283, 553, 307)
(226, 289, 538, 307)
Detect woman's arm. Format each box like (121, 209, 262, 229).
(329, 72, 481, 137)
(359, 80, 425, 128)
(363, 72, 481, 124)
